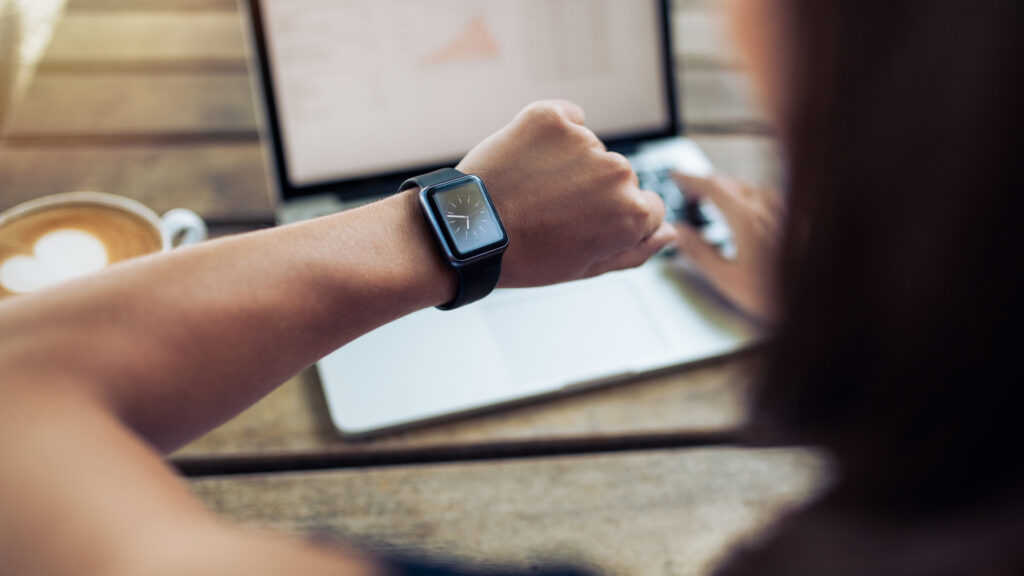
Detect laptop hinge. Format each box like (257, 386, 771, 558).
(608, 141, 641, 156)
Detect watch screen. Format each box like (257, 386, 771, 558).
(431, 179, 505, 257)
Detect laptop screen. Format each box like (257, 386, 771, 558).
(250, 0, 676, 197)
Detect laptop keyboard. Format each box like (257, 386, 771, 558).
(636, 166, 736, 259)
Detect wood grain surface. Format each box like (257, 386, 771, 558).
(5, 72, 256, 136)
(41, 12, 246, 66)
(0, 142, 272, 221)
(673, 4, 738, 69)
(173, 355, 759, 466)
(66, 0, 239, 11)
(191, 447, 828, 576)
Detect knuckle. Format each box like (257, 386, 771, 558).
(620, 194, 652, 240)
(523, 101, 568, 132)
(603, 152, 635, 181)
(571, 125, 603, 149)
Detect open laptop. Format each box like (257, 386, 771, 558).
(242, 0, 759, 437)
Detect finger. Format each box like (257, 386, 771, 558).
(544, 99, 586, 126)
(671, 172, 745, 217)
(675, 224, 735, 284)
(637, 188, 667, 238)
(604, 150, 638, 185)
(588, 222, 678, 276)
(572, 124, 606, 151)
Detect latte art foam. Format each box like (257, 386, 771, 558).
(0, 204, 162, 298)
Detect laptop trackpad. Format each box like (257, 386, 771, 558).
(481, 276, 669, 391)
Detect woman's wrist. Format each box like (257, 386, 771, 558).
(383, 189, 458, 310)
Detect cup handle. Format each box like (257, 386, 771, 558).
(161, 208, 208, 248)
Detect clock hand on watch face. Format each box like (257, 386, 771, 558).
(447, 214, 470, 235)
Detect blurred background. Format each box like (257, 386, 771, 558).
(0, 4, 811, 575)
(0, 0, 778, 225)
(0, 0, 67, 135)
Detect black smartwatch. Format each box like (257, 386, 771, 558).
(401, 168, 509, 310)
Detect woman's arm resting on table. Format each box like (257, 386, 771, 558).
(0, 101, 672, 576)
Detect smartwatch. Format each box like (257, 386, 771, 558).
(401, 168, 509, 310)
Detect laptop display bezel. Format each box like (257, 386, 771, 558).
(245, 0, 681, 202)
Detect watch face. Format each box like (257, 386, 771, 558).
(429, 177, 507, 258)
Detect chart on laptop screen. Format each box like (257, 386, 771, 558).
(259, 0, 669, 186)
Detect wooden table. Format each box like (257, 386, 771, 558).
(0, 1, 825, 573)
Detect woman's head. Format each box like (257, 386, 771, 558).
(726, 0, 1024, 512)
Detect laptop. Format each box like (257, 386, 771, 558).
(242, 0, 759, 437)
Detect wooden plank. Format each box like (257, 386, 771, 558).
(682, 69, 767, 131)
(4, 72, 256, 137)
(690, 134, 782, 190)
(673, 4, 737, 69)
(190, 447, 827, 576)
(41, 12, 247, 65)
(0, 2, 15, 129)
(0, 142, 273, 221)
(66, 0, 239, 11)
(675, 0, 719, 9)
(174, 357, 755, 463)
(6, 68, 763, 138)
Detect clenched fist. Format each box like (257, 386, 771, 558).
(457, 100, 676, 288)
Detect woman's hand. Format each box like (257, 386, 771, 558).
(672, 172, 785, 323)
(457, 100, 676, 288)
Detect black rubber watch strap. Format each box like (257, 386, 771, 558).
(399, 168, 466, 193)
(401, 168, 505, 310)
(440, 254, 503, 310)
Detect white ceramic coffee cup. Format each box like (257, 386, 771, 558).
(0, 191, 207, 251)
(0, 191, 207, 296)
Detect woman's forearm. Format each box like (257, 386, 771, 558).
(0, 101, 679, 576)
(0, 100, 674, 453)
(0, 190, 453, 451)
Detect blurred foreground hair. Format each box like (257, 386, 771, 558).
(717, 1, 1024, 574)
(759, 0, 1024, 513)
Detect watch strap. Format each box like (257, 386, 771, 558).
(440, 254, 503, 310)
(401, 168, 504, 310)
(399, 167, 466, 193)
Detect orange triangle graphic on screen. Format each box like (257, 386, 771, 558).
(423, 16, 500, 65)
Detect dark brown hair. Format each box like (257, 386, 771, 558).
(755, 0, 1024, 513)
